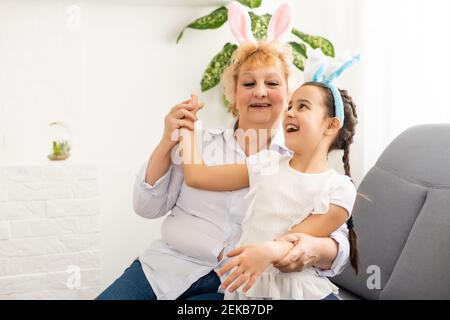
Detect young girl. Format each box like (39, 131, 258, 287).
(180, 51, 360, 300)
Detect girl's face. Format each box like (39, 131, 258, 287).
(283, 85, 333, 154)
(234, 64, 289, 130)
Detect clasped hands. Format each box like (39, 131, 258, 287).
(216, 233, 319, 294)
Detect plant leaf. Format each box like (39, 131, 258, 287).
(62, 141, 70, 154)
(52, 141, 59, 155)
(249, 12, 271, 41)
(201, 43, 238, 92)
(291, 28, 335, 57)
(177, 7, 228, 43)
(238, 0, 262, 8)
(289, 42, 307, 71)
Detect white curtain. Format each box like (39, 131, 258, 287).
(359, 0, 450, 171)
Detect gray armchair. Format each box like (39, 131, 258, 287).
(333, 124, 450, 300)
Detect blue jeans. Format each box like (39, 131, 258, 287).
(95, 259, 339, 300)
(96, 259, 223, 300)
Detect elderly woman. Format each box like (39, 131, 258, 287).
(96, 39, 350, 301)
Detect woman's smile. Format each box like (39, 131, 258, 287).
(248, 102, 272, 108)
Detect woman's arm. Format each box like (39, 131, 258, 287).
(180, 127, 249, 191)
(133, 156, 185, 219)
(145, 97, 199, 186)
(273, 233, 339, 271)
(144, 140, 176, 186)
(133, 96, 201, 219)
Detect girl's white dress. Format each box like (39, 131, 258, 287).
(221, 150, 357, 300)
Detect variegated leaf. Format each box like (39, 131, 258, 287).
(201, 43, 238, 91)
(177, 7, 228, 43)
(238, 0, 262, 8)
(249, 12, 271, 41)
(289, 42, 307, 71)
(292, 28, 335, 57)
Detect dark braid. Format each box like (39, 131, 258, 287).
(338, 89, 359, 274)
(304, 82, 360, 274)
(343, 147, 351, 177)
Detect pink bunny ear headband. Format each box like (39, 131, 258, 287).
(228, 1, 360, 128)
(228, 1, 293, 44)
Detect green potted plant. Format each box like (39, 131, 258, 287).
(48, 121, 71, 161)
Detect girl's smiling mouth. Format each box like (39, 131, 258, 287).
(285, 123, 299, 132)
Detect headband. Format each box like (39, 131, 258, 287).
(306, 49, 360, 128)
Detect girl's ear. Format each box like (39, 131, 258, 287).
(325, 117, 341, 136)
(267, 2, 293, 42)
(227, 1, 257, 44)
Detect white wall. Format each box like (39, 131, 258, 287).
(0, 0, 362, 294)
(359, 0, 450, 171)
(0, 164, 101, 299)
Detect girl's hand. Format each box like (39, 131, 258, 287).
(216, 242, 275, 294)
(161, 94, 204, 148)
(272, 233, 320, 272)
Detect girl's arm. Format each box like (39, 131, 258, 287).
(273, 204, 349, 272)
(217, 240, 295, 293)
(180, 127, 249, 191)
(287, 204, 349, 237)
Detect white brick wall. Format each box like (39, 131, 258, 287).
(0, 164, 101, 299)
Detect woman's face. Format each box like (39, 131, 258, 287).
(234, 64, 289, 130)
(283, 85, 330, 154)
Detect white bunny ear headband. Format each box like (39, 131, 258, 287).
(228, 1, 360, 128)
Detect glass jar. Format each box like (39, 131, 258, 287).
(48, 121, 71, 161)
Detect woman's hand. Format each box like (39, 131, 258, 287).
(161, 94, 203, 149)
(145, 95, 203, 186)
(273, 233, 323, 272)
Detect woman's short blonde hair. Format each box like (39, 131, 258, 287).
(222, 41, 295, 116)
